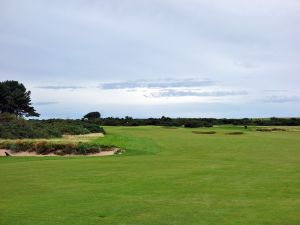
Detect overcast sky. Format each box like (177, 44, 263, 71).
(0, 0, 299, 118)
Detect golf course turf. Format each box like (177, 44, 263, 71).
(0, 126, 299, 225)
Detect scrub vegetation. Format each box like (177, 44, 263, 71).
(0, 113, 105, 139)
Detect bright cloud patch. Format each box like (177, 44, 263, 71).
(146, 89, 248, 98)
(262, 96, 300, 103)
(100, 79, 215, 90)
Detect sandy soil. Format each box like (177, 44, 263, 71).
(0, 148, 118, 157)
(63, 133, 105, 139)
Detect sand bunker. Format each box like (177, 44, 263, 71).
(0, 148, 120, 157)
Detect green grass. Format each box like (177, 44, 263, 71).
(0, 126, 300, 225)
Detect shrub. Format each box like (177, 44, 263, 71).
(74, 143, 101, 155)
(0, 139, 103, 155)
(0, 113, 17, 122)
(0, 140, 35, 152)
(0, 114, 105, 139)
(0, 141, 14, 149)
(13, 140, 34, 152)
(184, 121, 213, 128)
(76, 143, 87, 155)
(184, 121, 202, 128)
(59, 143, 75, 154)
(0, 115, 61, 139)
(82, 123, 105, 133)
(35, 141, 49, 154)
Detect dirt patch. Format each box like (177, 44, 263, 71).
(192, 131, 216, 134)
(0, 148, 121, 157)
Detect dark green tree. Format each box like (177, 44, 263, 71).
(83, 111, 101, 120)
(0, 80, 39, 117)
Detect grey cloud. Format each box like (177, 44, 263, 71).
(262, 96, 300, 103)
(100, 79, 215, 90)
(36, 86, 85, 90)
(33, 101, 59, 106)
(146, 90, 248, 98)
(263, 90, 288, 93)
(235, 61, 259, 69)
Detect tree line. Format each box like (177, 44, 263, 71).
(96, 116, 300, 127)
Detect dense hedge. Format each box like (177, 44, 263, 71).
(98, 116, 300, 127)
(29, 119, 105, 135)
(184, 120, 213, 128)
(0, 140, 102, 155)
(0, 113, 105, 139)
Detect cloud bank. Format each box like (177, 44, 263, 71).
(0, 0, 299, 118)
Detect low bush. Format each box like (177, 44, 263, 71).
(82, 123, 105, 133)
(13, 140, 35, 152)
(0, 114, 105, 139)
(35, 141, 50, 154)
(0, 140, 102, 155)
(76, 143, 101, 155)
(0, 115, 61, 139)
(0, 141, 13, 149)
